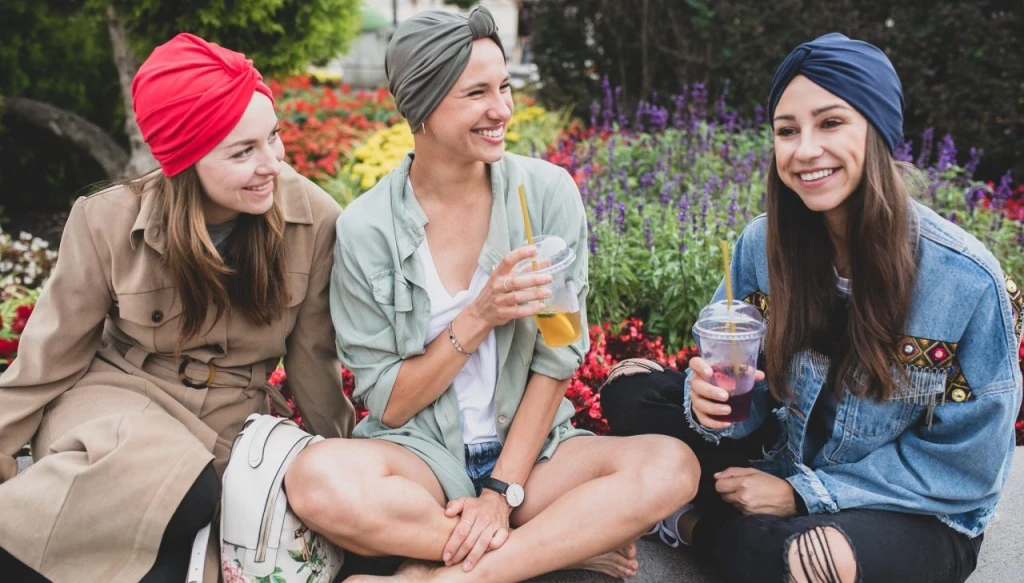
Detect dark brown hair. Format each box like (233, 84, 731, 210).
(125, 168, 289, 344)
(765, 125, 918, 401)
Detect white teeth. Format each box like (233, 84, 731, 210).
(475, 128, 504, 138)
(245, 182, 272, 193)
(800, 169, 835, 181)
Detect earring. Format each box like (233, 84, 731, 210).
(421, 122, 428, 134)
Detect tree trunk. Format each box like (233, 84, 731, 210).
(107, 4, 157, 176)
(3, 96, 129, 179)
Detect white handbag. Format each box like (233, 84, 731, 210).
(216, 413, 344, 583)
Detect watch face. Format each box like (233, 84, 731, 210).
(506, 483, 525, 507)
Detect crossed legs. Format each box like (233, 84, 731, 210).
(284, 434, 699, 582)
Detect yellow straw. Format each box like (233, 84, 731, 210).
(518, 185, 539, 270)
(720, 240, 740, 375)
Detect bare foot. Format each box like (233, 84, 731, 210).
(344, 560, 439, 583)
(570, 542, 640, 579)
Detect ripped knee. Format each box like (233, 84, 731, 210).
(785, 526, 858, 583)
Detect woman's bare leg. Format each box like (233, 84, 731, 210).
(343, 434, 699, 582)
(285, 438, 456, 559)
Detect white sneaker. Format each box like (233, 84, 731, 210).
(642, 504, 695, 548)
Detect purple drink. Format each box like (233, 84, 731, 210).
(707, 363, 755, 422)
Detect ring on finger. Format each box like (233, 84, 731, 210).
(502, 277, 512, 293)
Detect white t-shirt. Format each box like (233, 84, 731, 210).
(416, 241, 500, 445)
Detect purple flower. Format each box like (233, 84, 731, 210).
(644, 217, 653, 249)
(994, 171, 1014, 209)
(691, 83, 708, 119)
(715, 80, 730, 122)
(673, 85, 688, 129)
(589, 101, 600, 128)
(639, 172, 655, 188)
(753, 104, 765, 129)
(616, 202, 627, 232)
(589, 229, 599, 255)
(965, 186, 986, 211)
(728, 186, 739, 227)
(650, 106, 669, 130)
(893, 141, 914, 163)
(601, 76, 614, 131)
(916, 128, 935, 168)
(964, 147, 983, 180)
(676, 195, 690, 251)
(936, 134, 957, 173)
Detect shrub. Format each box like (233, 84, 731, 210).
(529, 0, 1023, 183)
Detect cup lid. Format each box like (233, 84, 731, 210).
(512, 235, 576, 275)
(692, 300, 765, 341)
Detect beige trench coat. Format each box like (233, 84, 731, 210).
(0, 164, 355, 583)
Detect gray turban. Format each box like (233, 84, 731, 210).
(385, 7, 505, 129)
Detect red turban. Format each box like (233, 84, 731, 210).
(131, 33, 274, 177)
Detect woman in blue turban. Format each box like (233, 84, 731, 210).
(284, 7, 701, 582)
(601, 33, 1021, 582)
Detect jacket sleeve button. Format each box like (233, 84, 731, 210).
(151, 310, 163, 323)
(497, 415, 508, 425)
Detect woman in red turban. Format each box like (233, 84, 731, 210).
(0, 33, 354, 583)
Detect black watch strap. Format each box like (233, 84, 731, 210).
(481, 477, 509, 495)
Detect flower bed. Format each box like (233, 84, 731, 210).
(268, 75, 401, 188)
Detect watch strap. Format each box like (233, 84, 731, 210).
(481, 477, 510, 496)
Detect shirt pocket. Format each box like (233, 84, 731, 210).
(114, 287, 184, 352)
(844, 364, 946, 441)
(370, 269, 413, 313)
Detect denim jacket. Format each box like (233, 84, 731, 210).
(683, 201, 1023, 536)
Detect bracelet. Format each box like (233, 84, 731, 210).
(447, 320, 474, 357)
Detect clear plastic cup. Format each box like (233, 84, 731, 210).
(692, 300, 766, 422)
(513, 235, 582, 347)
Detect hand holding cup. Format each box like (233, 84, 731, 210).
(465, 246, 553, 331)
(688, 356, 765, 430)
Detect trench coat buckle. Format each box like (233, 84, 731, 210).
(179, 355, 217, 389)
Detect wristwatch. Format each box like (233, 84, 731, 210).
(481, 477, 526, 508)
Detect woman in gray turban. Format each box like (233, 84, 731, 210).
(285, 6, 700, 582)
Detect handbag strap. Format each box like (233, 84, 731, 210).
(187, 522, 212, 583)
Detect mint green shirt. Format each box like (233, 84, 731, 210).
(330, 152, 591, 500)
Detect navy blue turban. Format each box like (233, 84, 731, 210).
(768, 33, 904, 153)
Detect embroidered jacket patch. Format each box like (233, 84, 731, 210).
(743, 291, 770, 323)
(894, 336, 971, 402)
(1007, 274, 1023, 345)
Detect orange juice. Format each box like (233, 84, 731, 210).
(535, 311, 583, 347)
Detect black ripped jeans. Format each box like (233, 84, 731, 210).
(601, 368, 983, 583)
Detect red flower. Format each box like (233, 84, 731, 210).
(0, 338, 19, 358)
(11, 304, 33, 334)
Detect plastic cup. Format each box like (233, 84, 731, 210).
(513, 235, 582, 347)
(692, 300, 766, 422)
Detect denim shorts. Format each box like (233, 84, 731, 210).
(464, 441, 502, 496)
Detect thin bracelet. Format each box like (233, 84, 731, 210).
(447, 320, 474, 357)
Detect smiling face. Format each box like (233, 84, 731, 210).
(194, 92, 284, 224)
(417, 38, 513, 164)
(772, 75, 869, 217)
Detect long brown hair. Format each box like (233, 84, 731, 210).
(765, 125, 918, 402)
(125, 168, 289, 343)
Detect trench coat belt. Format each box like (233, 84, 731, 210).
(107, 337, 292, 417)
